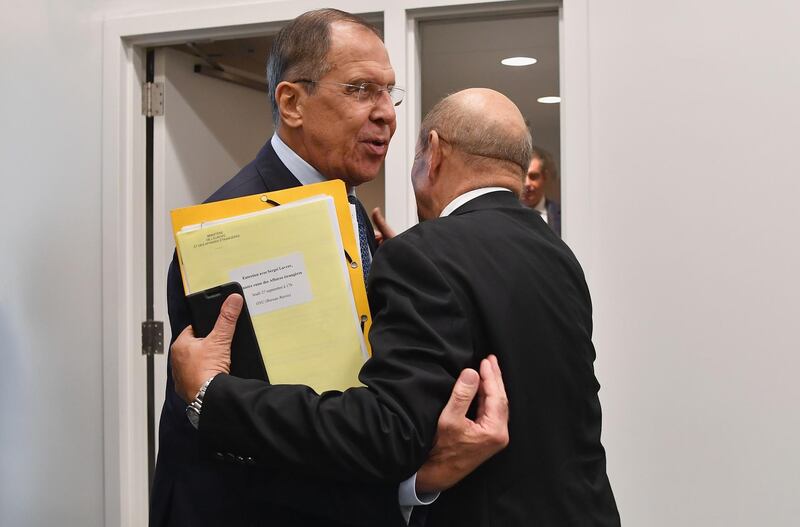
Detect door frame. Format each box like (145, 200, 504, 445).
(101, 0, 586, 524)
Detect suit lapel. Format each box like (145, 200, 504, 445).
(253, 140, 302, 192)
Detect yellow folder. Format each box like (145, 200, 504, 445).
(170, 180, 372, 394)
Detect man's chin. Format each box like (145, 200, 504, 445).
(346, 168, 382, 188)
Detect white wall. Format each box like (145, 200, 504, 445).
(571, 1, 800, 525)
(159, 47, 273, 212)
(0, 1, 106, 525)
(0, 2, 283, 525)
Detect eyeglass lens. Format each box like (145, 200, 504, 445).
(358, 83, 405, 106)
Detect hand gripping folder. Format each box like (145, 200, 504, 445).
(171, 180, 372, 394)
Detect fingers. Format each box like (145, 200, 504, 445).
(478, 356, 510, 429)
(475, 358, 492, 420)
(479, 355, 506, 400)
(371, 207, 397, 240)
(177, 324, 196, 341)
(209, 293, 243, 344)
(171, 325, 198, 366)
(171, 325, 199, 402)
(488, 354, 506, 395)
(441, 368, 480, 423)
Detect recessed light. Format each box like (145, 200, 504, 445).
(537, 96, 561, 104)
(501, 56, 537, 67)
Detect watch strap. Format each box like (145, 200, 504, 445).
(186, 375, 216, 429)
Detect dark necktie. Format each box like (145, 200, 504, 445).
(347, 195, 372, 282)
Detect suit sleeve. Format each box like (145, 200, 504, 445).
(156, 251, 405, 526)
(200, 234, 477, 482)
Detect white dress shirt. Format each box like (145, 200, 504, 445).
(440, 187, 513, 217)
(532, 194, 548, 224)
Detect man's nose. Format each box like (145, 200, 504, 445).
(370, 91, 397, 124)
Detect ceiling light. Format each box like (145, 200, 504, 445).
(537, 96, 561, 104)
(501, 56, 537, 67)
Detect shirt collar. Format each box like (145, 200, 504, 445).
(271, 133, 327, 187)
(271, 133, 355, 197)
(440, 187, 512, 217)
(533, 195, 547, 214)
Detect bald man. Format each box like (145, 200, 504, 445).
(173, 88, 620, 526)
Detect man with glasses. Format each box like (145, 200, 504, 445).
(151, 8, 508, 527)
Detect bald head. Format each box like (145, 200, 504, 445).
(411, 89, 534, 220)
(418, 88, 533, 175)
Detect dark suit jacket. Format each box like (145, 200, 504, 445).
(200, 190, 620, 526)
(546, 198, 562, 237)
(150, 140, 396, 527)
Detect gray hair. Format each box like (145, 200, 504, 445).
(418, 95, 533, 175)
(266, 9, 381, 126)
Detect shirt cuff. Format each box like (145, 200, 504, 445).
(398, 472, 440, 524)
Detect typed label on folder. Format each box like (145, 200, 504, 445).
(230, 252, 313, 316)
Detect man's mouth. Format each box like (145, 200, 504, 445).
(362, 139, 389, 155)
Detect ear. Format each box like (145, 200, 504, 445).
(275, 81, 304, 129)
(427, 130, 444, 183)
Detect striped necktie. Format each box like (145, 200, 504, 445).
(347, 195, 372, 282)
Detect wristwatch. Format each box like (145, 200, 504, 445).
(186, 376, 216, 429)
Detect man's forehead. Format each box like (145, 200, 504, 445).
(329, 20, 381, 43)
(329, 60, 395, 80)
(328, 23, 390, 63)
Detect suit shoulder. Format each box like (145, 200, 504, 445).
(205, 159, 266, 203)
(397, 211, 497, 244)
(384, 219, 445, 252)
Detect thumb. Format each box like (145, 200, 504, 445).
(442, 368, 480, 419)
(208, 293, 243, 344)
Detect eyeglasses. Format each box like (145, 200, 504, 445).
(293, 79, 405, 107)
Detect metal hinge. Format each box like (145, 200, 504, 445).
(141, 82, 164, 117)
(142, 320, 164, 355)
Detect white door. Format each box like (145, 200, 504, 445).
(151, 46, 273, 453)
